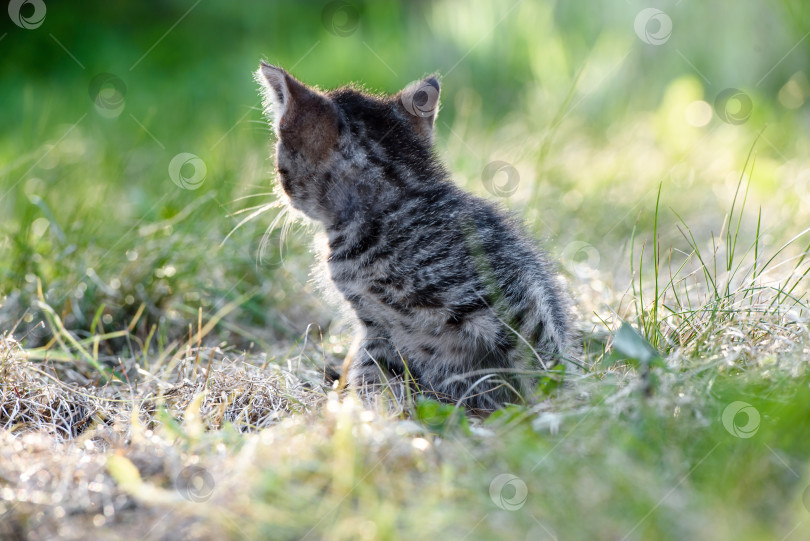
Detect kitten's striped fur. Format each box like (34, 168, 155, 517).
(256, 62, 572, 411)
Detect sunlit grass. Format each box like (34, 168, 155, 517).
(2, 1, 810, 539)
(3, 146, 810, 538)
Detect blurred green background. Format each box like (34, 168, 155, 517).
(1, 0, 809, 353)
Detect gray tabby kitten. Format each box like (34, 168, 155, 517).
(256, 61, 572, 412)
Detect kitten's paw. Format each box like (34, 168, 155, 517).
(347, 361, 407, 404)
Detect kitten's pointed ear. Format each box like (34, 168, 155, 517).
(256, 61, 325, 131)
(256, 62, 293, 129)
(397, 75, 441, 144)
(255, 61, 340, 159)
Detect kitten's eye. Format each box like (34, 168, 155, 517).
(277, 167, 290, 176)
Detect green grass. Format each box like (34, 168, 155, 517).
(2, 1, 810, 539)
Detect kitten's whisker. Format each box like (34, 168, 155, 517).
(227, 202, 276, 218)
(279, 211, 297, 264)
(259, 225, 275, 264)
(221, 202, 277, 246)
(229, 192, 276, 204)
(258, 206, 289, 263)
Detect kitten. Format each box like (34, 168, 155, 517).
(256, 61, 573, 411)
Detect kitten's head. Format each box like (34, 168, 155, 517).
(255, 62, 441, 225)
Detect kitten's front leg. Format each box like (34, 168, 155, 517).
(343, 324, 404, 400)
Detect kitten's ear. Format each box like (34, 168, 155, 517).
(255, 61, 340, 158)
(256, 62, 333, 128)
(397, 75, 441, 144)
(255, 62, 294, 129)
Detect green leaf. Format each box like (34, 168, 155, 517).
(485, 404, 527, 426)
(611, 322, 661, 368)
(536, 364, 566, 398)
(415, 398, 469, 435)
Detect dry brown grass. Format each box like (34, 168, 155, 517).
(0, 331, 330, 540)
